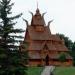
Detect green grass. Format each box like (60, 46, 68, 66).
(27, 67, 43, 75)
(27, 66, 75, 75)
(54, 67, 75, 75)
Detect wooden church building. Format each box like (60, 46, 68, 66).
(20, 8, 72, 66)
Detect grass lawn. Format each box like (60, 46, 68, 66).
(27, 66, 75, 75)
(27, 67, 44, 75)
(54, 67, 75, 75)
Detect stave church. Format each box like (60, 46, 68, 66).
(20, 7, 72, 66)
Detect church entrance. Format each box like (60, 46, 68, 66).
(45, 55, 49, 65)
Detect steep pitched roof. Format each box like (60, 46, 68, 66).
(31, 8, 46, 26)
(27, 26, 62, 41)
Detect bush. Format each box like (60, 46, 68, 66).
(59, 53, 66, 62)
(73, 60, 75, 66)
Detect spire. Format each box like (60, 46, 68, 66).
(36, 1, 40, 15)
(37, 1, 38, 9)
(31, 2, 46, 26)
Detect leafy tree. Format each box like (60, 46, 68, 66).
(71, 42, 75, 66)
(59, 53, 66, 62)
(0, 0, 28, 75)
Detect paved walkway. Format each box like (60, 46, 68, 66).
(41, 66, 55, 75)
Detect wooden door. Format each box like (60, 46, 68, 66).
(45, 55, 49, 66)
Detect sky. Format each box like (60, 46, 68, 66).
(11, 0, 75, 42)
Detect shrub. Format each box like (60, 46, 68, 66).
(59, 53, 66, 62)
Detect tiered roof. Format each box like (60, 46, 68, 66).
(24, 8, 71, 60)
(31, 8, 46, 26)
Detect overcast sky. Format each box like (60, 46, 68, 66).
(12, 0, 75, 42)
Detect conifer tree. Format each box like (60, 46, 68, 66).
(0, 0, 24, 50)
(0, 0, 28, 75)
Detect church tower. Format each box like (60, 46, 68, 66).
(20, 8, 72, 66)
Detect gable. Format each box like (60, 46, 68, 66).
(42, 42, 49, 50)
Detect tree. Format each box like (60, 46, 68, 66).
(59, 53, 66, 62)
(0, 0, 24, 50)
(57, 33, 75, 65)
(0, 0, 28, 75)
(71, 42, 75, 66)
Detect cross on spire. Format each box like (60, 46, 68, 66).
(37, 1, 38, 9)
